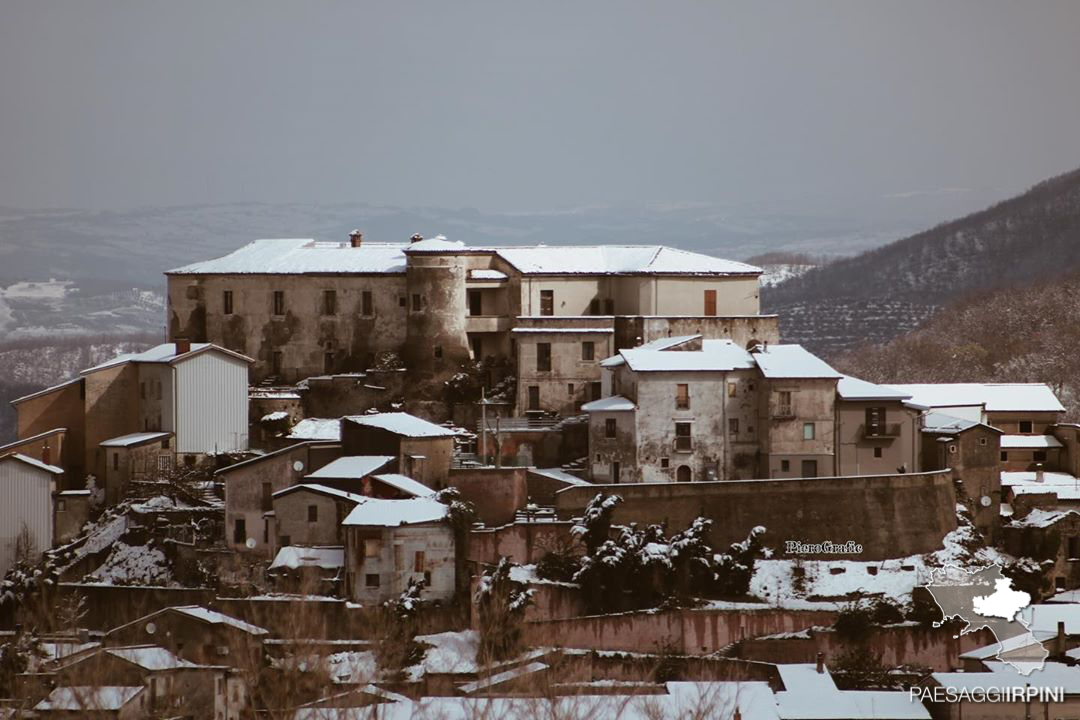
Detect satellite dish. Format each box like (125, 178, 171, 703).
(146, 622, 156, 635)
(980, 496, 992, 507)
(245, 537, 257, 549)
(293, 460, 305, 472)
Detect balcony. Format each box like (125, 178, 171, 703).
(466, 315, 512, 333)
(860, 423, 903, 439)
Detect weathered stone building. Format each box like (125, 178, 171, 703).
(166, 234, 774, 416)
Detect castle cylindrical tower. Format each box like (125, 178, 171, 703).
(404, 235, 472, 380)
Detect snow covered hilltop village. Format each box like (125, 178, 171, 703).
(2, 231, 1080, 718)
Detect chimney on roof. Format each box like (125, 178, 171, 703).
(349, 229, 363, 248)
(41, 442, 50, 467)
(1056, 621, 1067, 656)
(1036, 464, 1045, 483)
(815, 652, 825, 674)
(410, 234, 424, 243)
(175, 338, 191, 355)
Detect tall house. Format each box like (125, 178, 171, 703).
(9, 342, 251, 500)
(166, 234, 774, 415)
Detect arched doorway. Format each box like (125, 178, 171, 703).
(676, 465, 692, 482)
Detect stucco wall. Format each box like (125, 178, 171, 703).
(835, 399, 921, 476)
(15, 383, 85, 482)
(555, 470, 958, 560)
(446, 467, 528, 526)
(344, 522, 455, 605)
(272, 488, 351, 548)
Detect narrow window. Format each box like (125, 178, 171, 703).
(468, 290, 482, 316)
(727, 381, 737, 397)
(233, 518, 246, 545)
(223, 290, 234, 315)
(777, 391, 793, 417)
(581, 341, 595, 361)
(676, 384, 690, 410)
(414, 550, 425, 572)
(361, 290, 373, 317)
(261, 482, 272, 512)
(323, 289, 337, 316)
(411, 293, 421, 312)
(704, 289, 717, 316)
(605, 418, 617, 438)
(113, 452, 119, 471)
(675, 422, 692, 451)
(567, 383, 575, 397)
(1001, 451, 1008, 461)
(399, 295, 407, 307)
(272, 290, 285, 315)
(536, 343, 552, 372)
(528, 385, 541, 411)
(612, 462, 621, 483)
(539, 290, 554, 316)
(803, 422, 815, 440)
(308, 505, 318, 522)
(729, 418, 739, 435)
(590, 382, 602, 401)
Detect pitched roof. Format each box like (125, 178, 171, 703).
(0, 452, 64, 475)
(305, 456, 395, 480)
(269, 545, 344, 571)
(169, 606, 269, 635)
(371, 473, 436, 498)
(105, 645, 202, 671)
(100, 431, 171, 448)
(493, 245, 761, 276)
(344, 412, 458, 438)
(287, 418, 342, 442)
(600, 335, 699, 367)
(836, 375, 912, 401)
(920, 411, 998, 435)
(82, 342, 253, 373)
(752, 345, 841, 380)
(619, 338, 755, 372)
(35, 686, 143, 711)
(342, 497, 449, 527)
(167, 238, 409, 275)
(887, 383, 1065, 413)
(1001, 434, 1063, 449)
(273, 483, 367, 504)
(581, 395, 637, 412)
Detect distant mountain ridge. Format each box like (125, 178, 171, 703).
(765, 166, 1080, 355)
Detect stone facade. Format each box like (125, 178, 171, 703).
(271, 486, 356, 550)
(343, 521, 455, 605)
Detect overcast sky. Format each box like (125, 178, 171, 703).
(2, 0, 1080, 218)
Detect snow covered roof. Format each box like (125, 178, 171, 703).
(100, 431, 171, 448)
(600, 335, 699, 367)
(1001, 434, 1063, 449)
(82, 342, 253, 373)
(468, 269, 508, 281)
(620, 338, 755, 372)
(1009, 508, 1080, 528)
(494, 245, 761, 276)
(753, 345, 841, 380)
(305, 456, 394, 480)
(269, 545, 344, 571)
(274, 483, 366, 504)
(959, 630, 1056, 660)
(342, 497, 449, 527)
(371, 473, 436, 498)
(528, 467, 591, 485)
(1001, 471, 1080, 500)
(887, 383, 1065, 413)
(932, 661, 1080, 694)
(10, 376, 83, 405)
(837, 375, 912, 401)
(1022, 605, 1080, 636)
(920, 411, 997, 435)
(581, 395, 636, 412)
(287, 418, 343, 442)
(774, 665, 929, 719)
(170, 606, 269, 635)
(168, 238, 409, 275)
(403, 235, 466, 253)
(35, 686, 143, 711)
(106, 645, 202, 671)
(344, 412, 457, 438)
(510, 327, 613, 334)
(0, 452, 64, 475)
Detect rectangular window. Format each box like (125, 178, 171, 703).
(605, 418, 617, 438)
(414, 550, 425, 572)
(113, 452, 119, 471)
(361, 290, 373, 316)
(233, 518, 246, 545)
(874, 447, 883, 458)
(777, 391, 793, 417)
(365, 539, 380, 557)
(263, 520, 269, 544)
(308, 505, 318, 523)
(528, 385, 541, 411)
(727, 381, 737, 397)
(780, 459, 790, 472)
(803, 422, 816, 440)
(704, 289, 717, 316)
(567, 383, 575, 397)
(1069, 537, 1080, 560)
(1001, 451, 1008, 461)
(676, 384, 690, 410)
(223, 290, 233, 315)
(399, 295, 407, 307)
(729, 418, 739, 435)
(365, 573, 380, 587)
(675, 422, 692, 452)
(539, 290, 554, 316)
(261, 482, 272, 512)
(468, 290, 482, 316)
(1034, 450, 1048, 462)
(612, 461, 621, 484)
(660, 457, 670, 469)
(57, 499, 66, 512)
(324, 352, 334, 373)
(272, 290, 285, 316)
(536, 343, 552, 372)
(604, 298, 615, 315)
(1019, 420, 1033, 433)
(581, 341, 595, 361)
(591, 382, 602, 401)
(411, 294, 421, 312)
(322, 289, 337, 316)
(866, 407, 886, 435)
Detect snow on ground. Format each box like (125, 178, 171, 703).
(84, 541, 174, 586)
(758, 263, 816, 288)
(414, 630, 479, 675)
(748, 513, 1013, 609)
(326, 650, 377, 684)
